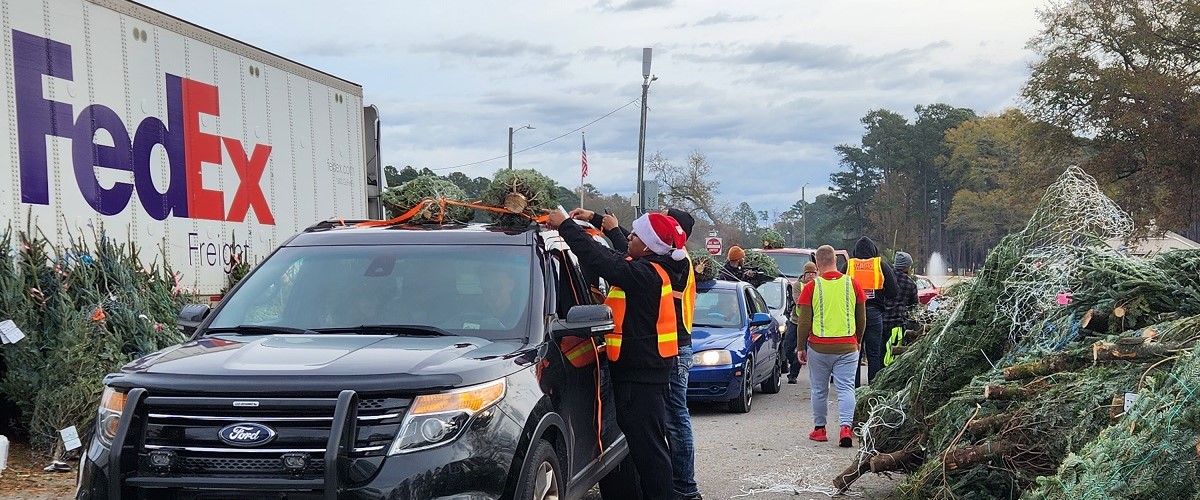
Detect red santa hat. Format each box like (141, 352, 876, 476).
(632, 213, 688, 261)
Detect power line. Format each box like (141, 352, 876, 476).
(430, 97, 641, 172)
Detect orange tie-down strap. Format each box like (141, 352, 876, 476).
(353, 198, 550, 227)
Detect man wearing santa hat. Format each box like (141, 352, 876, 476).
(546, 208, 689, 500)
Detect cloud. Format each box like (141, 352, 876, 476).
(413, 35, 558, 59)
(594, 0, 673, 12)
(693, 12, 758, 26)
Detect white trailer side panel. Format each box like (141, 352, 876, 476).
(2, 0, 367, 297)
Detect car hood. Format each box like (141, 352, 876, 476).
(689, 326, 745, 352)
(106, 334, 533, 394)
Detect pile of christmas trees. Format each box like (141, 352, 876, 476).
(839, 166, 1200, 498)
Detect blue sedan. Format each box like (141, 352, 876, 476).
(687, 279, 783, 412)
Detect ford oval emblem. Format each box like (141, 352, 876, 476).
(218, 423, 277, 447)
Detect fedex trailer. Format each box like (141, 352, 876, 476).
(2, 0, 384, 298)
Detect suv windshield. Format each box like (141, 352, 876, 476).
(756, 281, 784, 310)
(208, 245, 534, 339)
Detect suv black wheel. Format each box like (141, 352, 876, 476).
(515, 439, 562, 500)
(761, 356, 781, 394)
(728, 356, 753, 413)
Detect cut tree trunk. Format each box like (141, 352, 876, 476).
(1093, 341, 1176, 362)
(942, 441, 1018, 470)
(892, 345, 909, 356)
(1109, 393, 1125, 421)
(984, 384, 1037, 401)
(1081, 308, 1110, 334)
(966, 413, 1012, 437)
(1001, 354, 1084, 381)
(832, 459, 871, 491)
(869, 449, 924, 473)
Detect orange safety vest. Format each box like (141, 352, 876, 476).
(848, 257, 884, 291)
(602, 262, 680, 362)
(560, 336, 598, 368)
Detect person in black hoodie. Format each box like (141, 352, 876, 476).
(571, 207, 704, 500)
(548, 209, 688, 500)
(847, 236, 899, 386)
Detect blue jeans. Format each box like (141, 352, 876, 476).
(666, 344, 699, 497)
(856, 307, 884, 386)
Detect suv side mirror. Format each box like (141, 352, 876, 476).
(552, 304, 615, 340)
(749, 312, 772, 327)
(177, 304, 211, 336)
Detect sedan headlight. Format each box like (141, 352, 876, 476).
(777, 323, 787, 334)
(96, 387, 126, 447)
(691, 350, 733, 366)
(389, 379, 506, 455)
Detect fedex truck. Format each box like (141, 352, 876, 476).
(2, 0, 384, 299)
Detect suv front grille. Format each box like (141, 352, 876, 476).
(137, 395, 409, 480)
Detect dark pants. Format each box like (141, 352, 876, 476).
(614, 381, 674, 500)
(783, 321, 802, 380)
(856, 307, 884, 386)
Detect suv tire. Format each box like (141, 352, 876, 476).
(515, 439, 562, 500)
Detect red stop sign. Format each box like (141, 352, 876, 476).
(705, 237, 722, 255)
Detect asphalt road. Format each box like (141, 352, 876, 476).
(586, 363, 900, 500)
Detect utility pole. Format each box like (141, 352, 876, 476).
(636, 48, 655, 215)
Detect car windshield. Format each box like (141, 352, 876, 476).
(692, 288, 742, 328)
(916, 277, 933, 290)
(756, 281, 785, 310)
(207, 245, 534, 340)
(762, 252, 811, 278)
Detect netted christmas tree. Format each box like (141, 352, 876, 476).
(0, 228, 190, 455)
(481, 169, 559, 228)
(835, 166, 1200, 498)
(689, 248, 719, 282)
(380, 174, 474, 223)
(761, 230, 785, 249)
(743, 249, 781, 278)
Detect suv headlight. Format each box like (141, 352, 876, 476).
(692, 350, 732, 366)
(96, 387, 126, 447)
(389, 379, 506, 455)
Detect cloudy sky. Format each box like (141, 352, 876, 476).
(143, 0, 1048, 219)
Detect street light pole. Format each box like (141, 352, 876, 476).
(801, 183, 809, 249)
(508, 125, 534, 170)
(636, 48, 655, 215)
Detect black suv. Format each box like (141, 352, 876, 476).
(76, 221, 629, 499)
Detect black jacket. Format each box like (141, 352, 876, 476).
(850, 237, 899, 312)
(558, 219, 686, 384)
(587, 213, 692, 350)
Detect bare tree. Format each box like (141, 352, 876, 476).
(649, 151, 728, 226)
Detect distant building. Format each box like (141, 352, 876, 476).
(1107, 230, 1200, 257)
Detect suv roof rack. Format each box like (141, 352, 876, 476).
(303, 219, 374, 232)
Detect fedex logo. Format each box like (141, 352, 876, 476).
(12, 30, 274, 224)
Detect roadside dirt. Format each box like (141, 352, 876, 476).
(0, 442, 76, 499)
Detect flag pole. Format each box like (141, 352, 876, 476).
(580, 131, 586, 209)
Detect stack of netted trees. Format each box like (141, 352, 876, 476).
(379, 169, 559, 228)
(0, 229, 189, 455)
(837, 166, 1200, 498)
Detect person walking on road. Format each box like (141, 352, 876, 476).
(782, 261, 819, 384)
(573, 207, 703, 500)
(846, 236, 898, 386)
(882, 251, 919, 368)
(548, 209, 688, 500)
(796, 245, 866, 447)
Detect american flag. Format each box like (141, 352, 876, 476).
(581, 135, 588, 178)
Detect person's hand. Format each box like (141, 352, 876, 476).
(601, 214, 619, 231)
(797, 349, 807, 365)
(569, 208, 595, 221)
(544, 209, 568, 229)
